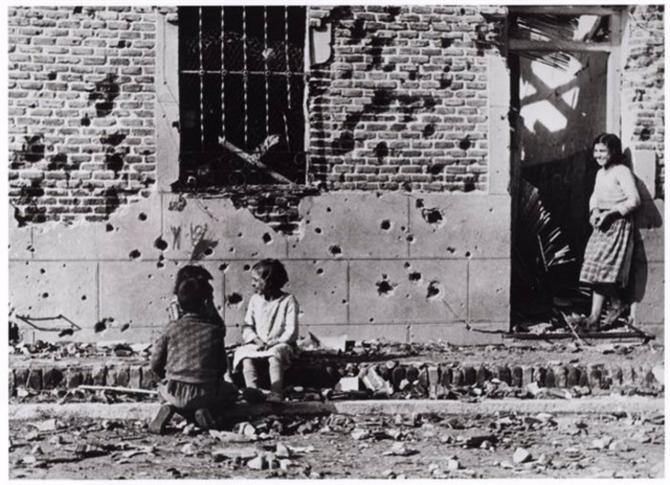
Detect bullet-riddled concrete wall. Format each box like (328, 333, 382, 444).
(9, 190, 510, 344)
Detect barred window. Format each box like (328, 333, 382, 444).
(178, 6, 307, 187)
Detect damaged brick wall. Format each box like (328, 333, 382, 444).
(7, 6, 157, 225)
(622, 5, 665, 198)
(308, 5, 505, 192)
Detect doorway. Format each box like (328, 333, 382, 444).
(508, 7, 624, 328)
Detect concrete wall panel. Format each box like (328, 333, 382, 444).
(289, 192, 410, 259)
(8, 213, 33, 261)
(301, 323, 410, 343)
(349, 259, 468, 324)
(467, 258, 510, 324)
(634, 262, 664, 325)
(9, 261, 98, 336)
(162, 195, 288, 261)
(30, 195, 162, 261)
(409, 194, 511, 259)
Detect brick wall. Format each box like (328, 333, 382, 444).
(621, 5, 665, 198)
(308, 5, 506, 192)
(7, 6, 157, 225)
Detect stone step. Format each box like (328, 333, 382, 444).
(9, 358, 663, 397)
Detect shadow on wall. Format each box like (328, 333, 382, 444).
(627, 172, 663, 305)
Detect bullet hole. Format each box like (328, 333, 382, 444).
(40, 268, 46, 274)
(238, 232, 244, 238)
(404, 262, 411, 269)
(219, 263, 228, 272)
(446, 246, 456, 254)
(81, 295, 87, 300)
(440, 75, 453, 89)
(421, 208, 443, 225)
(22, 135, 45, 163)
(101, 132, 127, 146)
(460, 8, 466, 15)
(406, 234, 415, 243)
(408, 271, 422, 282)
(376, 279, 396, 296)
(369, 318, 375, 322)
(154, 236, 168, 251)
(374, 141, 389, 163)
(138, 212, 147, 221)
(316, 268, 324, 275)
(105, 152, 124, 175)
(89, 73, 120, 117)
(129, 249, 141, 259)
(326, 207, 332, 213)
(262, 233, 272, 244)
(426, 280, 442, 300)
(157, 260, 165, 269)
(41, 292, 49, 298)
(408, 70, 417, 81)
(329, 245, 342, 257)
(465, 251, 471, 258)
(120, 323, 130, 332)
(94, 318, 112, 333)
(640, 127, 652, 141)
(342, 299, 347, 304)
(441, 37, 454, 48)
(380, 219, 391, 231)
(429, 164, 445, 175)
(459, 135, 472, 151)
(227, 293, 243, 305)
(243, 264, 251, 271)
(422, 124, 436, 138)
(314, 227, 322, 234)
(80, 115, 91, 126)
(464, 178, 475, 192)
(59, 328, 74, 338)
(116, 40, 129, 48)
(46, 70, 57, 81)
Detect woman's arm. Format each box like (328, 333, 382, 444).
(612, 165, 641, 216)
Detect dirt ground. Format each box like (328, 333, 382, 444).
(9, 407, 664, 479)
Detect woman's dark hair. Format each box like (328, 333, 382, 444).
(173, 264, 214, 295)
(593, 133, 623, 165)
(252, 258, 289, 291)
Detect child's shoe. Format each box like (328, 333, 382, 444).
(241, 387, 266, 404)
(148, 404, 174, 435)
(194, 408, 216, 430)
(266, 391, 284, 403)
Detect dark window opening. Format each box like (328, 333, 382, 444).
(177, 6, 307, 188)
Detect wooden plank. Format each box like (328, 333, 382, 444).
(220, 139, 295, 185)
(509, 38, 613, 53)
(509, 6, 623, 16)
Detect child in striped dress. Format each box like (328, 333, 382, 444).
(579, 133, 640, 330)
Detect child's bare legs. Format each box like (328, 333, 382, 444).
(242, 358, 259, 388)
(587, 284, 623, 329)
(268, 357, 284, 396)
(586, 290, 606, 327)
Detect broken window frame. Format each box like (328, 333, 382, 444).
(508, 5, 624, 133)
(176, 6, 310, 189)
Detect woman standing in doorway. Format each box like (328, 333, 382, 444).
(579, 133, 640, 330)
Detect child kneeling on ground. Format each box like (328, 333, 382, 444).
(233, 259, 298, 401)
(149, 274, 235, 434)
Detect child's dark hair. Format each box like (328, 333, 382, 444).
(593, 133, 623, 165)
(252, 259, 289, 291)
(176, 277, 208, 314)
(174, 264, 214, 295)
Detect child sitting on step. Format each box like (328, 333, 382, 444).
(233, 259, 299, 401)
(149, 274, 235, 434)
